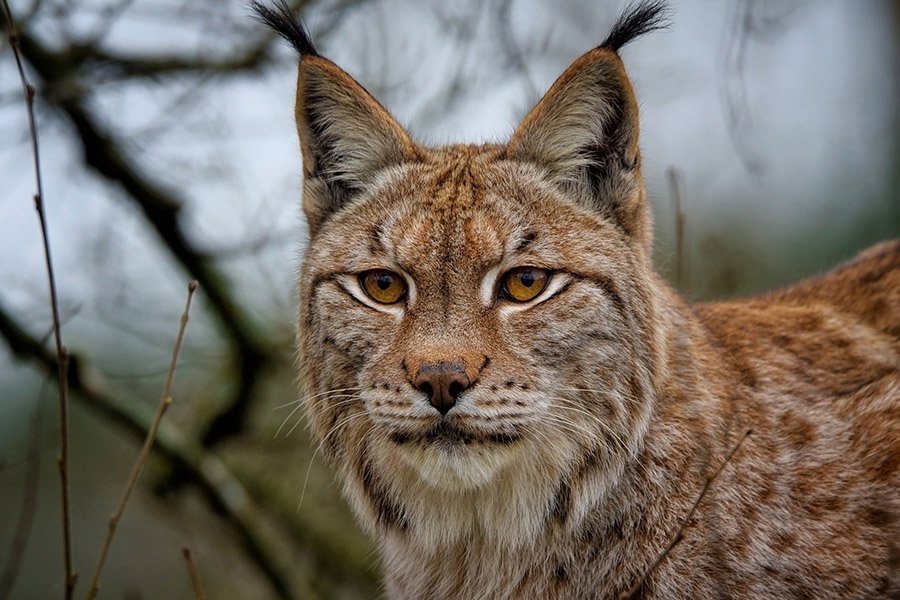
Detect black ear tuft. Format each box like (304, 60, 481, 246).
(250, 0, 319, 57)
(599, 0, 671, 53)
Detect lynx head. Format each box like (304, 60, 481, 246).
(256, 0, 671, 548)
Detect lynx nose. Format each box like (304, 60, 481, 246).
(414, 361, 471, 416)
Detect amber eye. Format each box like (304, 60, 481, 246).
(500, 267, 550, 302)
(359, 270, 407, 304)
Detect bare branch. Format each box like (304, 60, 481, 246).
(0, 301, 377, 599)
(0, 1, 76, 595)
(181, 545, 207, 600)
(12, 26, 272, 447)
(72, 42, 271, 81)
(84, 281, 198, 600)
(620, 428, 753, 600)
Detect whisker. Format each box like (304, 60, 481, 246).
(288, 396, 364, 437)
(272, 386, 364, 411)
(275, 393, 361, 438)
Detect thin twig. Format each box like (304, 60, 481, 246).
(181, 545, 207, 600)
(13, 26, 272, 449)
(0, 300, 378, 599)
(0, 1, 76, 596)
(84, 281, 198, 600)
(620, 428, 752, 600)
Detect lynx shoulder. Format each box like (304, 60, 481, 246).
(254, 1, 899, 597)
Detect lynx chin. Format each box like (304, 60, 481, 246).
(254, 1, 899, 598)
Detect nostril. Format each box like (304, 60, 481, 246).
(412, 361, 472, 415)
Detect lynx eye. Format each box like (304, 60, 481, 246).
(359, 269, 407, 304)
(500, 267, 550, 302)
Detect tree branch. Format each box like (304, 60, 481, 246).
(12, 27, 271, 446)
(1, 1, 76, 595)
(0, 300, 378, 599)
(85, 281, 197, 600)
(181, 545, 207, 600)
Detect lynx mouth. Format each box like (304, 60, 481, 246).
(388, 419, 521, 447)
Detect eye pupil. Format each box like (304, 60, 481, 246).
(502, 267, 550, 302)
(360, 270, 407, 304)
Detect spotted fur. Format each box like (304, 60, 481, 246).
(256, 1, 900, 597)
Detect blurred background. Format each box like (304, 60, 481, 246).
(0, 0, 897, 598)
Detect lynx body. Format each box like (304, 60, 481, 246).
(255, 2, 900, 597)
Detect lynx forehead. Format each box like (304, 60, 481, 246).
(255, 1, 899, 598)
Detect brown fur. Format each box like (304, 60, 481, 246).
(281, 8, 900, 600)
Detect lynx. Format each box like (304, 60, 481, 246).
(254, 1, 899, 598)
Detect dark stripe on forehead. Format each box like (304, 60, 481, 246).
(514, 229, 537, 253)
(368, 225, 386, 255)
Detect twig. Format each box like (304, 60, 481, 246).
(0, 1, 76, 596)
(13, 26, 272, 449)
(666, 167, 687, 291)
(0, 300, 378, 599)
(181, 545, 207, 600)
(84, 281, 198, 600)
(620, 428, 752, 600)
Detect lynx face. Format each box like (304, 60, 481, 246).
(261, 0, 669, 545)
(301, 151, 656, 498)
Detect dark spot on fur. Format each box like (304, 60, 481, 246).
(773, 530, 796, 552)
(784, 573, 817, 600)
(361, 460, 408, 530)
(368, 227, 384, 255)
(555, 563, 568, 582)
(488, 431, 521, 445)
(864, 506, 895, 528)
(515, 230, 537, 253)
(389, 431, 411, 444)
(607, 515, 625, 540)
(780, 410, 816, 448)
(832, 337, 850, 349)
(773, 334, 791, 348)
(550, 477, 571, 524)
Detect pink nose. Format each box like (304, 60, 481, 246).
(413, 361, 471, 415)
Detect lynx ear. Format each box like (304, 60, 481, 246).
(252, 1, 418, 233)
(294, 58, 418, 231)
(507, 1, 669, 243)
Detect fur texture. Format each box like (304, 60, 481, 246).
(256, 1, 900, 597)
